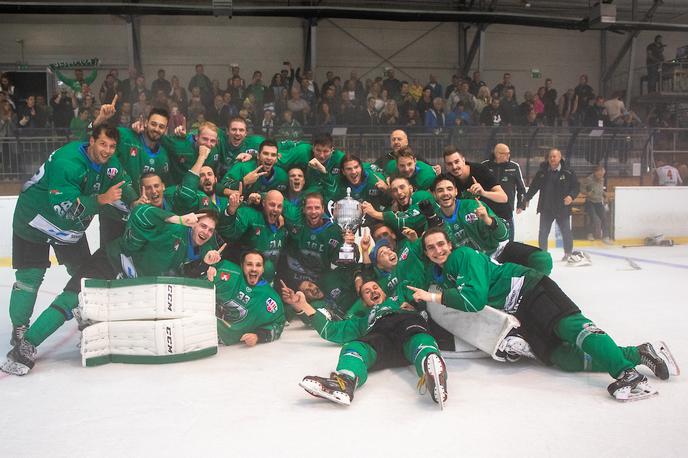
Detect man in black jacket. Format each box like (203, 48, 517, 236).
(482, 143, 526, 241)
(522, 148, 580, 261)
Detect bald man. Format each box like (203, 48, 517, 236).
(481, 143, 526, 241)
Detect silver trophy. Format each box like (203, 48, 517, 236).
(333, 187, 363, 264)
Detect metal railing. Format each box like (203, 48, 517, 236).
(0, 125, 656, 183)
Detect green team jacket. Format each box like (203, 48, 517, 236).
(167, 171, 228, 213)
(212, 260, 285, 345)
(325, 164, 391, 212)
(217, 204, 285, 265)
(54, 68, 97, 94)
(160, 131, 224, 183)
(13, 141, 136, 244)
(426, 247, 543, 313)
(276, 143, 346, 190)
(105, 204, 217, 278)
(438, 199, 509, 254)
(218, 159, 288, 196)
(384, 159, 436, 191)
(380, 189, 434, 236)
(217, 132, 264, 175)
(306, 294, 415, 344)
(285, 217, 343, 279)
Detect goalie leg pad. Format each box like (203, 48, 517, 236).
(79, 277, 215, 322)
(80, 315, 218, 367)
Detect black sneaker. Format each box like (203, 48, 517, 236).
(299, 372, 357, 406)
(607, 368, 657, 401)
(10, 324, 28, 346)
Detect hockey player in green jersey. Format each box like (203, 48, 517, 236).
(276, 133, 345, 192)
(432, 175, 552, 275)
(408, 228, 678, 401)
(160, 121, 226, 182)
(218, 186, 287, 275)
(208, 251, 285, 347)
(216, 117, 264, 174)
(361, 175, 440, 237)
(218, 139, 288, 197)
(326, 154, 391, 214)
(282, 279, 448, 407)
(383, 147, 437, 191)
(8, 124, 137, 347)
(2, 208, 220, 375)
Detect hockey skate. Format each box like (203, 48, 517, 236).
(419, 353, 448, 410)
(607, 368, 658, 402)
(494, 330, 535, 363)
(638, 341, 680, 380)
(299, 372, 357, 406)
(10, 324, 28, 346)
(566, 251, 592, 267)
(0, 339, 37, 376)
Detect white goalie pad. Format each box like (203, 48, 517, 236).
(426, 296, 520, 360)
(78, 277, 215, 322)
(80, 315, 218, 367)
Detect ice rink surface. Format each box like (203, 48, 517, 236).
(1, 245, 686, 458)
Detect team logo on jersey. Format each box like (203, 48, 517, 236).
(465, 212, 478, 223)
(331, 167, 340, 175)
(328, 238, 339, 248)
(330, 288, 341, 298)
(130, 147, 137, 157)
(106, 168, 118, 179)
(220, 272, 230, 281)
(255, 228, 261, 236)
(400, 247, 409, 260)
(49, 189, 61, 195)
(266, 297, 278, 313)
(173, 238, 181, 251)
(202, 197, 209, 207)
(370, 189, 379, 196)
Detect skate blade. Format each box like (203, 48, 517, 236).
(655, 341, 680, 377)
(425, 355, 448, 410)
(298, 380, 351, 406)
(613, 382, 659, 402)
(0, 359, 30, 376)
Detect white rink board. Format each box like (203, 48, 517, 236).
(614, 187, 688, 240)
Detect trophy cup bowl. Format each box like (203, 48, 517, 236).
(333, 188, 362, 264)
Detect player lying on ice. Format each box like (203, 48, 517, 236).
(280, 278, 448, 408)
(407, 227, 679, 402)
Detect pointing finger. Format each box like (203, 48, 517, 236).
(114, 180, 125, 188)
(238, 181, 243, 195)
(475, 198, 484, 207)
(111, 93, 119, 106)
(218, 243, 227, 253)
(472, 176, 478, 185)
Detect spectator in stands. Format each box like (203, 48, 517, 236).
(424, 97, 448, 133)
(445, 74, 460, 99)
(0, 99, 17, 138)
(170, 76, 188, 114)
(395, 81, 415, 121)
(469, 71, 486, 96)
(247, 71, 267, 113)
(321, 70, 335, 95)
(646, 35, 666, 93)
(416, 87, 433, 122)
(0, 73, 15, 102)
(452, 101, 473, 126)
(277, 110, 303, 141)
(297, 68, 320, 102)
(480, 97, 503, 126)
(320, 84, 340, 118)
(287, 86, 310, 125)
(500, 88, 519, 126)
(367, 82, 385, 113)
(269, 74, 286, 110)
(380, 100, 400, 126)
(558, 88, 576, 126)
(17, 96, 41, 129)
(409, 79, 423, 101)
(258, 108, 276, 137)
(188, 64, 213, 110)
(603, 92, 626, 126)
(382, 69, 402, 99)
(316, 101, 336, 128)
(448, 81, 476, 113)
(229, 64, 246, 89)
(522, 148, 580, 261)
(573, 74, 594, 124)
(207, 94, 229, 127)
(473, 86, 491, 116)
(533, 88, 545, 122)
(69, 109, 90, 140)
(167, 104, 186, 133)
(543, 78, 558, 126)
(427, 74, 443, 99)
(492, 72, 516, 101)
(132, 91, 148, 120)
(299, 78, 317, 113)
(584, 96, 608, 127)
(212, 79, 223, 100)
(581, 165, 611, 244)
(339, 91, 362, 125)
(228, 75, 245, 113)
(120, 67, 138, 103)
(50, 90, 75, 129)
(153, 90, 170, 111)
(363, 96, 380, 126)
(99, 73, 118, 105)
(345, 71, 365, 103)
(653, 159, 683, 186)
(117, 101, 133, 128)
(151, 69, 171, 97)
(519, 91, 536, 125)
(35, 96, 50, 128)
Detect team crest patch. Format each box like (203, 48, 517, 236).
(331, 167, 340, 174)
(130, 147, 137, 157)
(465, 212, 478, 223)
(220, 272, 230, 281)
(266, 297, 278, 313)
(49, 189, 61, 195)
(255, 228, 261, 236)
(202, 197, 209, 206)
(400, 247, 409, 260)
(106, 168, 118, 179)
(173, 238, 181, 251)
(329, 238, 339, 247)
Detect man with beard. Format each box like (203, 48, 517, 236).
(373, 129, 440, 175)
(327, 154, 391, 214)
(383, 147, 436, 191)
(216, 117, 265, 175)
(277, 133, 345, 192)
(283, 279, 448, 408)
(168, 144, 228, 213)
(408, 228, 677, 402)
(218, 139, 287, 197)
(2, 208, 219, 375)
(208, 251, 285, 347)
(218, 188, 286, 279)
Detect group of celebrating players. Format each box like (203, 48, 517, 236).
(2, 95, 678, 406)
